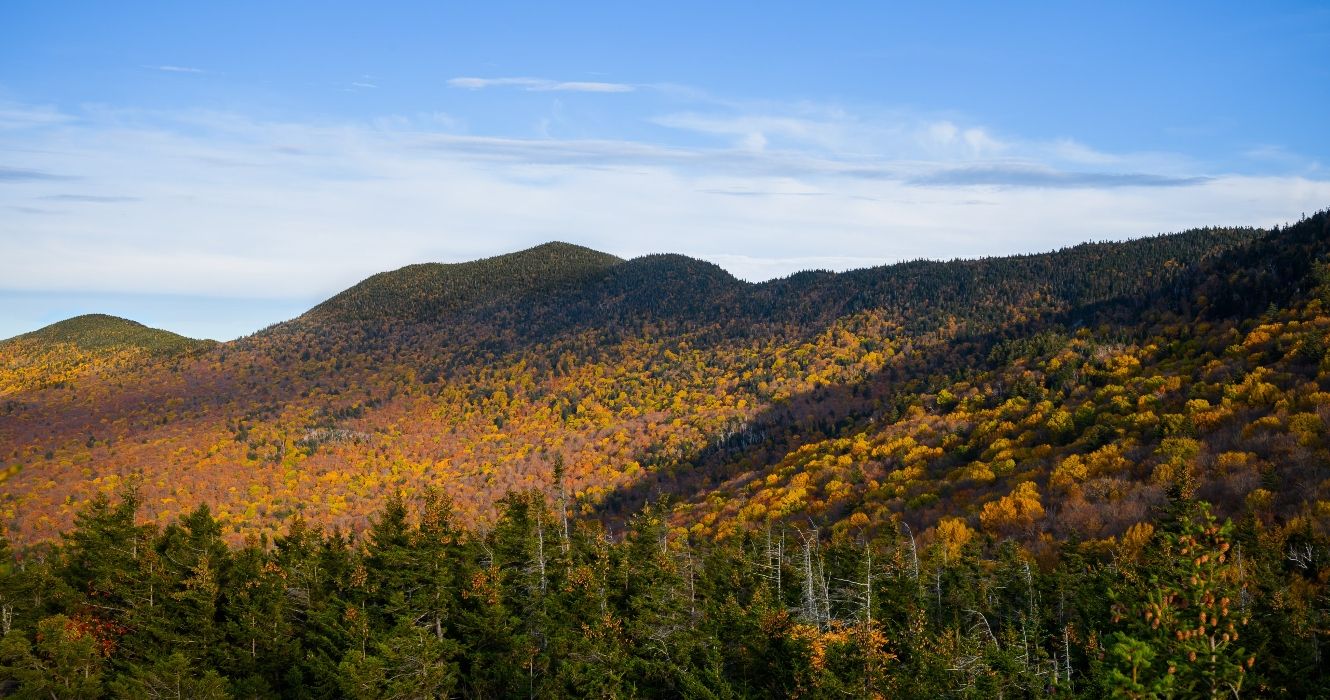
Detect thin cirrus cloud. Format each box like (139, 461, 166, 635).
(150, 65, 206, 74)
(39, 194, 140, 203)
(447, 76, 635, 93)
(906, 165, 1212, 189)
(652, 111, 1015, 161)
(0, 103, 72, 130)
(0, 165, 71, 182)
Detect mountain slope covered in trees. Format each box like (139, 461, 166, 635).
(0, 221, 1277, 544)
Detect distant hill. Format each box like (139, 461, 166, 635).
(0, 314, 212, 396)
(2, 313, 211, 354)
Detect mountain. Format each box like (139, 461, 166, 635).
(1, 214, 1327, 549)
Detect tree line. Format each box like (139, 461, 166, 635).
(1, 482, 1325, 698)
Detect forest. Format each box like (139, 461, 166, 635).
(1, 210, 1329, 696)
(1, 484, 1325, 698)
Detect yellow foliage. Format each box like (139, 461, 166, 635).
(935, 517, 975, 561)
(980, 481, 1044, 535)
(1214, 451, 1254, 475)
(1050, 455, 1088, 490)
(1116, 521, 1154, 564)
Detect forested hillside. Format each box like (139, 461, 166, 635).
(0, 222, 1268, 544)
(2, 211, 1329, 696)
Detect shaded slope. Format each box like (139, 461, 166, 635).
(292, 226, 1261, 354)
(603, 211, 1330, 540)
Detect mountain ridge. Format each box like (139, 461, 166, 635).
(7, 227, 1262, 343)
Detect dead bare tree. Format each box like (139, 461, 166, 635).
(796, 526, 830, 630)
(552, 453, 571, 554)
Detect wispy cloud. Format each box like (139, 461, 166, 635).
(535, 81, 633, 93)
(448, 76, 634, 93)
(150, 65, 205, 74)
(907, 165, 1210, 189)
(700, 188, 828, 197)
(652, 109, 1017, 160)
(0, 103, 72, 130)
(652, 112, 846, 151)
(0, 166, 71, 182)
(39, 194, 139, 203)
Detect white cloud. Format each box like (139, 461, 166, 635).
(927, 121, 959, 145)
(151, 65, 205, 74)
(447, 77, 533, 89)
(1049, 138, 1122, 166)
(0, 102, 73, 130)
(652, 112, 849, 150)
(962, 127, 1004, 155)
(448, 76, 634, 92)
(739, 132, 768, 152)
(534, 81, 634, 93)
(653, 109, 1024, 161)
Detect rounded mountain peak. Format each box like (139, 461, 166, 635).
(305, 241, 623, 323)
(3, 314, 209, 353)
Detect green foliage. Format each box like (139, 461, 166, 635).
(1102, 635, 1175, 699)
(0, 488, 1324, 698)
(108, 652, 229, 700)
(1106, 504, 1253, 698)
(337, 623, 460, 699)
(0, 616, 105, 699)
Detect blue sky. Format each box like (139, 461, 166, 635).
(2, 1, 1328, 340)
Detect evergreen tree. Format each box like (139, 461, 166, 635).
(0, 614, 106, 699)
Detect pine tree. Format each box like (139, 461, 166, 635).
(155, 505, 229, 667)
(218, 536, 291, 695)
(1107, 503, 1253, 699)
(108, 651, 228, 699)
(0, 614, 106, 699)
